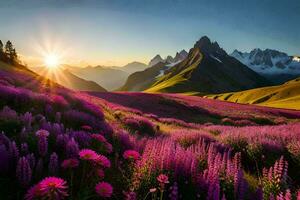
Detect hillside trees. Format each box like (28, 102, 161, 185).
(0, 40, 19, 64)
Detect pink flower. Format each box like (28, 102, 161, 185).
(91, 134, 107, 143)
(97, 169, 105, 179)
(81, 125, 92, 131)
(95, 154, 111, 168)
(79, 149, 98, 161)
(95, 182, 113, 198)
(61, 159, 79, 169)
(123, 150, 140, 160)
(26, 177, 68, 200)
(150, 188, 157, 193)
(157, 174, 169, 184)
(105, 142, 113, 153)
(25, 184, 42, 200)
(36, 129, 49, 137)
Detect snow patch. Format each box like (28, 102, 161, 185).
(210, 54, 222, 63)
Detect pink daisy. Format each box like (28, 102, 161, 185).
(61, 159, 79, 169)
(79, 149, 98, 161)
(97, 169, 105, 179)
(123, 150, 140, 161)
(25, 184, 42, 200)
(26, 177, 68, 200)
(91, 134, 107, 143)
(95, 182, 113, 198)
(94, 154, 111, 168)
(39, 177, 68, 199)
(81, 125, 92, 131)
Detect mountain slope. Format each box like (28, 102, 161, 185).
(119, 62, 167, 91)
(30, 67, 107, 92)
(146, 36, 269, 94)
(208, 77, 300, 110)
(66, 65, 128, 91)
(116, 61, 148, 74)
(58, 69, 107, 92)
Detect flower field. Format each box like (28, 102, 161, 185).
(1, 66, 300, 199)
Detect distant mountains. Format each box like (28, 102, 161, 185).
(121, 36, 269, 94)
(65, 62, 148, 91)
(208, 77, 300, 110)
(59, 69, 107, 92)
(30, 67, 107, 92)
(148, 50, 188, 66)
(231, 49, 300, 84)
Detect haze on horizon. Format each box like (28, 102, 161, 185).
(0, 0, 299, 67)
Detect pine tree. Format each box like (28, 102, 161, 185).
(0, 40, 3, 53)
(4, 40, 18, 64)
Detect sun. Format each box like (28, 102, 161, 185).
(44, 54, 60, 69)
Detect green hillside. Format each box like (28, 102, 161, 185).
(208, 77, 300, 110)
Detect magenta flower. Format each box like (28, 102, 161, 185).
(61, 158, 79, 169)
(105, 142, 113, 154)
(91, 134, 107, 143)
(81, 125, 92, 131)
(95, 154, 111, 168)
(25, 184, 42, 200)
(79, 149, 98, 161)
(39, 177, 68, 200)
(25, 177, 68, 200)
(97, 168, 105, 179)
(95, 182, 113, 198)
(123, 150, 140, 161)
(157, 174, 169, 184)
(35, 129, 50, 137)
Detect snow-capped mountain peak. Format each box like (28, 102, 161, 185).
(230, 48, 300, 75)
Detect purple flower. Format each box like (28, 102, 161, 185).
(35, 158, 43, 178)
(49, 152, 59, 175)
(9, 141, 19, 162)
(61, 158, 79, 169)
(20, 143, 29, 155)
(38, 136, 48, 157)
(35, 129, 50, 138)
(16, 157, 32, 187)
(66, 138, 79, 158)
(0, 144, 9, 173)
(26, 153, 36, 170)
(169, 182, 178, 200)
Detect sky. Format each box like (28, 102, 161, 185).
(0, 0, 299, 67)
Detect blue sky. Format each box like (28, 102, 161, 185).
(0, 0, 299, 66)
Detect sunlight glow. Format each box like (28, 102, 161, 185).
(44, 54, 60, 68)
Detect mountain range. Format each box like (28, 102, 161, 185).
(121, 36, 269, 94)
(64, 62, 148, 91)
(148, 50, 188, 66)
(30, 67, 107, 92)
(231, 49, 300, 84)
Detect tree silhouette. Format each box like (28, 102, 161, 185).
(0, 40, 3, 53)
(4, 40, 18, 64)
